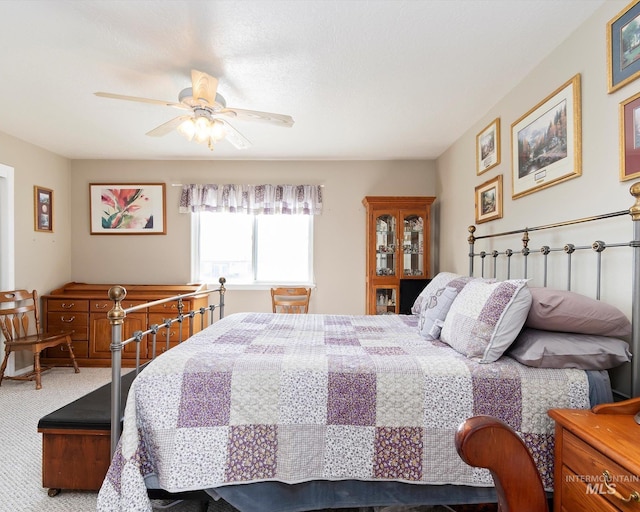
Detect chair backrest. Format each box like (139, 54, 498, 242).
(0, 289, 40, 342)
(455, 415, 549, 512)
(271, 287, 311, 314)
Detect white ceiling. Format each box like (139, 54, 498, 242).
(0, 0, 607, 161)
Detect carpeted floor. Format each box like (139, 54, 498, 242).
(0, 366, 496, 512)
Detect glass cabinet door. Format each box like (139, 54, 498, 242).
(375, 214, 397, 277)
(374, 286, 397, 315)
(402, 213, 424, 277)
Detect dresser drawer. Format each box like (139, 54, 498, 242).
(44, 340, 89, 359)
(46, 299, 89, 312)
(148, 301, 187, 314)
(90, 299, 147, 312)
(563, 431, 640, 511)
(47, 312, 89, 341)
(560, 465, 620, 512)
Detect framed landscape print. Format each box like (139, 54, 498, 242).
(511, 74, 581, 199)
(34, 186, 53, 232)
(89, 183, 166, 235)
(620, 90, 640, 181)
(476, 118, 501, 175)
(608, 0, 640, 93)
(475, 175, 503, 224)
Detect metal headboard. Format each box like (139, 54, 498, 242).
(467, 182, 640, 399)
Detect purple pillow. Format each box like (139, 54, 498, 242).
(526, 288, 631, 338)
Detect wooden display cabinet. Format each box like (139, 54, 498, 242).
(41, 282, 209, 367)
(363, 196, 436, 315)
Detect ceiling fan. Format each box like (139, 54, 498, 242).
(95, 70, 294, 150)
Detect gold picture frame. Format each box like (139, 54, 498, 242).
(620, 90, 640, 181)
(476, 118, 501, 175)
(607, 0, 640, 93)
(475, 175, 503, 224)
(511, 74, 581, 199)
(34, 186, 53, 233)
(89, 183, 166, 235)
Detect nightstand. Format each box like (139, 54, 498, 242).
(549, 397, 640, 511)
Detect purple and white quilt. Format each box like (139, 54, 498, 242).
(97, 312, 590, 511)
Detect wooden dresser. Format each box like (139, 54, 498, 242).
(549, 398, 640, 512)
(41, 282, 209, 367)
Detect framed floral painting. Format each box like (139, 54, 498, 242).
(89, 183, 166, 235)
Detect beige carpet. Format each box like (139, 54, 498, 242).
(0, 366, 454, 511)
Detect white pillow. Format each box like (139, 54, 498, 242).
(440, 280, 532, 362)
(418, 286, 458, 340)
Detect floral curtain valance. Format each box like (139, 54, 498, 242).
(179, 184, 323, 215)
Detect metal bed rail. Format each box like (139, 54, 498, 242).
(107, 277, 226, 456)
(468, 183, 640, 399)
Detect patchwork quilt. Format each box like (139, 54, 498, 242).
(97, 312, 590, 511)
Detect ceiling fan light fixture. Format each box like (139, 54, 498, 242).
(177, 119, 196, 141)
(210, 119, 226, 141)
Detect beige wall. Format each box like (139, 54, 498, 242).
(70, 159, 437, 315)
(437, 0, 634, 297)
(436, 0, 635, 394)
(0, 131, 72, 294)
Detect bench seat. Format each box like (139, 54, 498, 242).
(37, 369, 138, 492)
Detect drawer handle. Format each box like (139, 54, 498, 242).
(60, 316, 76, 323)
(94, 303, 108, 309)
(603, 470, 640, 503)
(61, 302, 75, 309)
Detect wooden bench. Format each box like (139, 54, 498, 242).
(37, 368, 211, 510)
(37, 369, 138, 495)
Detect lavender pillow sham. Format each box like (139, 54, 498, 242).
(526, 287, 631, 338)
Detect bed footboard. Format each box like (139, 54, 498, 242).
(107, 277, 226, 456)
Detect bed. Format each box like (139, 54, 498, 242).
(96, 185, 640, 512)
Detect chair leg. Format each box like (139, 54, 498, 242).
(34, 350, 42, 390)
(0, 347, 10, 387)
(66, 338, 80, 374)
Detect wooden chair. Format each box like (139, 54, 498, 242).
(271, 287, 311, 314)
(0, 289, 79, 390)
(455, 415, 549, 512)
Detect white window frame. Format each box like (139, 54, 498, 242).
(191, 212, 315, 289)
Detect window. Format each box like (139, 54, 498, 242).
(193, 212, 314, 286)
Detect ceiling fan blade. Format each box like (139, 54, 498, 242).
(191, 69, 218, 105)
(94, 92, 188, 110)
(146, 115, 192, 137)
(221, 120, 251, 149)
(220, 107, 294, 127)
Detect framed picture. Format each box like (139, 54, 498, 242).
(89, 183, 166, 235)
(475, 175, 503, 224)
(608, 0, 640, 93)
(34, 186, 53, 232)
(476, 118, 501, 175)
(511, 74, 581, 199)
(620, 90, 640, 181)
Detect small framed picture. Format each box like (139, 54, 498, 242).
(89, 183, 166, 235)
(608, 0, 640, 93)
(476, 118, 500, 175)
(475, 175, 503, 224)
(619, 90, 640, 181)
(34, 186, 53, 233)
